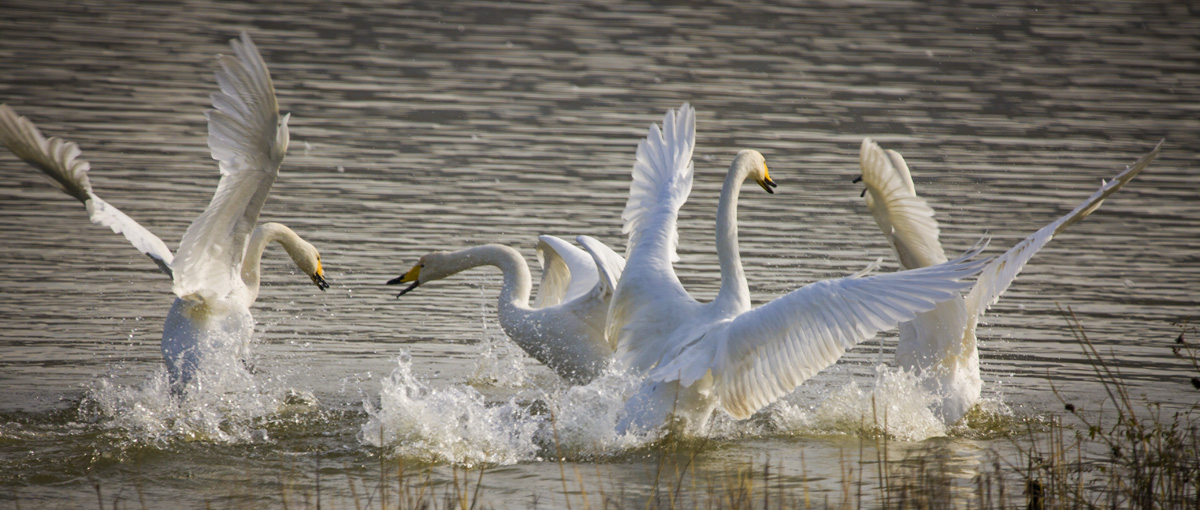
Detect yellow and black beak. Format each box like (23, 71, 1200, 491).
(311, 261, 330, 291)
(386, 264, 422, 298)
(757, 169, 777, 194)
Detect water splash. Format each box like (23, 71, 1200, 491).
(361, 354, 658, 465)
(467, 330, 529, 388)
(769, 364, 1014, 441)
(360, 352, 543, 466)
(78, 347, 315, 445)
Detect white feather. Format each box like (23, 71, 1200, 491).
(610, 106, 989, 434)
(535, 234, 598, 308)
(171, 33, 290, 304)
(1, 33, 327, 393)
(0, 104, 175, 275)
(858, 139, 1162, 424)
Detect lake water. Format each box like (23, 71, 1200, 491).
(0, 1, 1197, 507)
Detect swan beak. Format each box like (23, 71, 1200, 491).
(311, 272, 330, 291)
(851, 175, 867, 197)
(757, 175, 777, 194)
(387, 264, 422, 298)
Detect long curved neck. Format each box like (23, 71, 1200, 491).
(714, 161, 752, 313)
(241, 222, 302, 304)
(445, 245, 533, 313)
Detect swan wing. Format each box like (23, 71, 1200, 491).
(534, 234, 598, 308)
(963, 140, 1162, 323)
(171, 33, 290, 303)
(651, 245, 989, 420)
(859, 138, 946, 268)
(0, 105, 175, 276)
(607, 104, 697, 346)
(576, 235, 626, 302)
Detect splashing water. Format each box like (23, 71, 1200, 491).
(78, 341, 317, 445)
(467, 331, 529, 388)
(361, 354, 661, 464)
(769, 364, 1013, 441)
(360, 352, 543, 466)
(361, 348, 1021, 466)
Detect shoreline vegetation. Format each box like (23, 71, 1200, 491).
(28, 312, 1200, 509)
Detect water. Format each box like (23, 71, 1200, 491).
(1, 0, 1197, 507)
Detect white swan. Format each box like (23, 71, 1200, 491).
(606, 104, 990, 434)
(0, 33, 328, 392)
(856, 138, 1162, 424)
(388, 235, 625, 383)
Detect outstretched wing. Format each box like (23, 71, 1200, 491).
(963, 140, 1162, 324)
(859, 138, 946, 269)
(607, 104, 697, 348)
(0, 104, 175, 276)
(534, 234, 598, 308)
(171, 33, 290, 303)
(651, 244, 990, 420)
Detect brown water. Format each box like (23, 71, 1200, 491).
(0, 0, 1197, 507)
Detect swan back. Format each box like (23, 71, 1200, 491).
(172, 33, 290, 304)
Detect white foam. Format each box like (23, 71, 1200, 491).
(79, 348, 309, 444)
(467, 329, 529, 388)
(770, 365, 953, 441)
(360, 352, 542, 466)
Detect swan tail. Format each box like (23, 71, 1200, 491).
(963, 140, 1162, 322)
(0, 105, 175, 276)
(172, 32, 288, 302)
(858, 138, 946, 269)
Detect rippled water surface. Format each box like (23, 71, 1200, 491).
(1, 1, 1197, 507)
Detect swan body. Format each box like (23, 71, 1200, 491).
(608, 104, 989, 434)
(0, 33, 329, 392)
(389, 235, 625, 384)
(857, 138, 1162, 424)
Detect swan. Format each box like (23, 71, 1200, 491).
(388, 235, 625, 383)
(0, 33, 328, 393)
(855, 138, 1162, 424)
(606, 103, 990, 434)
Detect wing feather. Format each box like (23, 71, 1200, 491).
(963, 140, 1162, 323)
(534, 235, 597, 308)
(576, 235, 626, 302)
(650, 245, 989, 420)
(0, 104, 175, 275)
(171, 33, 289, 302)
(859, 138, 946, 269)
(607, 104, 697, 346)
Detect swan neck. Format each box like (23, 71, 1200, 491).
(715, 163, 751, 312)
(448, 245, 533, 311)
(241, 222, 301, 304)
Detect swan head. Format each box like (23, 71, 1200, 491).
(283, 237, 329, 291)
(387, 252, 452, 297)
(733, 149, 776, 194)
